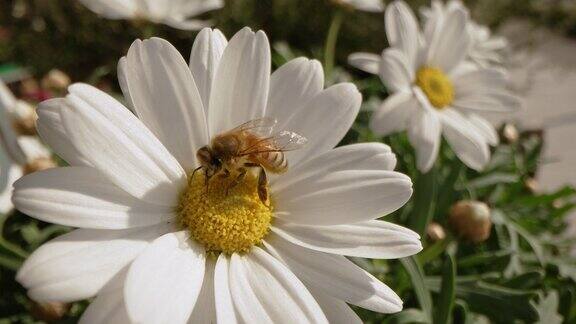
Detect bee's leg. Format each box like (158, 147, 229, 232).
(257, 167, 269, 206)
(226, 167, 247, 195)
(190, 166, 202, 184)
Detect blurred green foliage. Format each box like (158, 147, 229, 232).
(1, 0, 576, 323)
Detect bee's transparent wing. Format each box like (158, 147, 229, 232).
(272, 131, 308, 151)
(225, 117, 278, 137)
(239, 130, 307, 156)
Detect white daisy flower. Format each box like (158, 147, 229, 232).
(78, 0, 223, 30)
(421, 0, 509, 68)
(0, 80, 54, 213)
(334, 0, 385, 13)
(14, 27, 422, 323)
(349, 1, 520, 172)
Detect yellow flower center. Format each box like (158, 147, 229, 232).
(178, 172, 273, 254)
(415, 67, 454, 109)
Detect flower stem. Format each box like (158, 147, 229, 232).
(324, 10, 344, 80)
(409, 168, 438, 236)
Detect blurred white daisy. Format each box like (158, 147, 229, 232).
(78, 0, 223, 30)
(0, 80, 53, 213)
(334, 0, 385, 12)
(421, 0, 509, 68)
(349, 0, 520, 172)
(14, 27, 421, 323)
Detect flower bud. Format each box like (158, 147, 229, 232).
(448, 200, 492, 243)
(41, 69, 71, 92)
(23, 157, 56, 175)
(31, 301, 70, 322)
(426, 222, 446, 242)
(501, 123, 519, 144)
(524, 177, 538, 194)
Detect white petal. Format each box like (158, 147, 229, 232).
(0, 149, 21, 213)
(0, 99, 26, 165)
(341, 0, 384, 12)
(0, 79, 17, 114)
(427, 7, 470, 73)
(78, 0, 137, 19)
(36, 99, 90, 166)
(452, 68, 507, 96)
(453, 92, 521, 113)
(125, 231, 206, 324)
(208, 27, 271, 136)
(189, 28, 228, 111)
(385, 1, 420, 68)
(273, 155, 412, 225)
(61, 84, 187, 206)
(379, 48, 414, 93)
(273, 142, 398, 191)
(162, 18, 211, 31)
(348, 52, 380, 74)
(189, 257, 217, 324)
(272, 219, 422, 259)
(408, 89, 441, 173)
(439, 108, 490, 171)
(264, 237, 403, 313)
(267, 57, 324, 128)
(13, 167, 174, 229)
(117, 57, 134, 111)
(79, 268, 130, 324)
(214, 254, 238, 324)
(309, 288, 362, 324)
(370, 91, 417, 136)
(16, 225, 170, 302)
(123, 38, 208, 170)
(229, 247, 328, 324)
(467, 113, 499, 146)
(280, 83, 361, 166)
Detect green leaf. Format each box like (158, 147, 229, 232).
(534, 291, 563, 324)
(409, 169, 437, 236)
(387, 309, 429, 324)
(434, 254, 456, 324)
(427, 279, 538, 323)
(401, 257, 433, 321)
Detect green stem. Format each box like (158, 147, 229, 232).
(0, 213, 29, 259)
(409, 168, 438, 236)
(324, 10, 344, 81)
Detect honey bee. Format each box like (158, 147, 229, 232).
(194, 118, 307, 203)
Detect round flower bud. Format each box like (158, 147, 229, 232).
(501, 123, 519, 144)
(23, 157, 56, 175)
(426, 222, 446, 242)
(41, 69, 71, 92)
(448, 200, 492, 243)
(31, 302, 70, 322)
(524, 177, 538, 194)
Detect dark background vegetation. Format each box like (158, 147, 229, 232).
(1, 0, 576, 323)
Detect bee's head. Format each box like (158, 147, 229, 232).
(196, 146, 221, 175)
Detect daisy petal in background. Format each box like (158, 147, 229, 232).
(0, 80, 55, 213)
(333, 0, 385, 13)
(349, 0, 521, 173)
(78, 0, 224, 30)
(14, 27, 421, 323)
(421, 0, 509, 68)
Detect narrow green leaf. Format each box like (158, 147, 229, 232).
(434, 254, 456, 324)
(387, 309, 429, 324)
(401, 257, 433, 321)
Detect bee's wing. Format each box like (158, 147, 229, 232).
(272, 131, 308, 151)
(239, 130, 307, 156)
(225, 117, 278, 137)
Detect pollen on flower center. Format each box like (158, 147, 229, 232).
(177, 171, 273, 254)
(415, 66, 454, 109)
